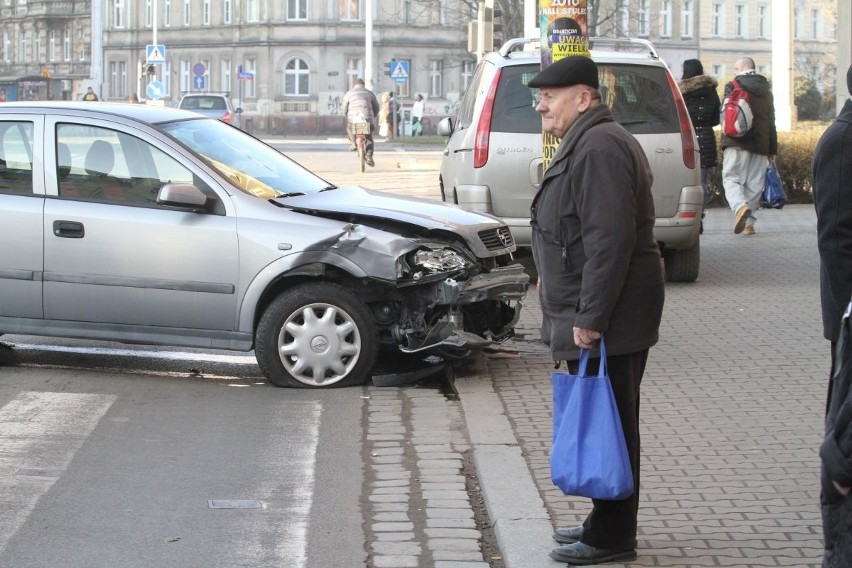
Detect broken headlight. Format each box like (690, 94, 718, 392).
(396, 247, 474, 282)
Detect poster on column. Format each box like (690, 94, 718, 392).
(539, 0, 589, 169)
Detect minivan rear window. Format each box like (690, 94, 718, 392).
(491, 64, 541, 134)
(598, 63, 678, 135)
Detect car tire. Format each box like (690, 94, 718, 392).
(255, 282, 378, 388)
(664, 243, 700, 283)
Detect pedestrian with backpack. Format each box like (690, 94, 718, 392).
(720, 57, 778, 235)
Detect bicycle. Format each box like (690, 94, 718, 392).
(351, 120, 371, 173)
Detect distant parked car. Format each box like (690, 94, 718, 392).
(438, 37, 704, 282)
(177, 94, 237, 124)
(0, 102, 528, 388)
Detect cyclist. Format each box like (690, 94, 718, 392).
(342, 78, 380, 167)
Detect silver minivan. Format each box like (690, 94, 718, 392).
(438, 37, 703, 282)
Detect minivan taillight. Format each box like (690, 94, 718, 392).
(665, 71, 696, 170)
(474, 69, 502, 169)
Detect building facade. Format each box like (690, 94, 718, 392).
(0, 0, 841, 132)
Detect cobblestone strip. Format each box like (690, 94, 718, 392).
(364, 385, 491, 568)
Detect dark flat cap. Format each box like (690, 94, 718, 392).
(528, 55, 599, 89)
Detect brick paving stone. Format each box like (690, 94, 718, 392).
(433, 562, 491, 568)
(372, 555, 419, 568)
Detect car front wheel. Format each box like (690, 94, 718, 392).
(255, 283, 378, 388)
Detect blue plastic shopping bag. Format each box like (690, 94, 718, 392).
(761, 165, 787, 209)
(550, 338, 634, 500)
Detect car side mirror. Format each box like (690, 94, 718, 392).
(235, 107, 243, 114)
(157, 183, 208, 211)
(437, 117, 453, 137)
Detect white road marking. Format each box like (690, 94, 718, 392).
(0, 391, 116, 556)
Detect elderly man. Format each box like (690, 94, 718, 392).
(529, 55, 665, 565)
(341, 78, 380, 167)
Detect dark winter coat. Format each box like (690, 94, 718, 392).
(820, 302, 852, 567)
(720, 72, 778, 156)
(530, 104, 665, 362)
(678, 74, 721, 168)
(813, 99, 852, 342)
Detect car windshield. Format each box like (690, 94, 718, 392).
(159, 118, 331, 198)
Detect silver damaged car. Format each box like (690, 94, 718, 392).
(0, 102, 528, 388)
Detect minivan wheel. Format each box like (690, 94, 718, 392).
(664, 243, 700, 283)
(255, 283, 378, 388)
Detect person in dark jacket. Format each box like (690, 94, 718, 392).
(813, 64, 852, 568)
(678, 59, 721, 209)
(720, 57, 777, 235)
(528, 55, 665, 566)
(341, 78, 380, 166)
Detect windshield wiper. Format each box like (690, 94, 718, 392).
(319, 185, 338, 192)
(276, 192, 306, 198)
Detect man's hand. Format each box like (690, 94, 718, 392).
(573, 327, 601, 349)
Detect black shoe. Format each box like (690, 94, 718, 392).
(366, 158, 375, 167)
(553, 526, 584, 544)
(549, 542, 636, 565)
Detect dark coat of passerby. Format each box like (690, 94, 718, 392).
(83, 87, 99, 101)
(720, 57, 777, 235)
(528, 55, 665, 566)
(341, 78, 380, 166)
(813, 64, 852, 568)
(678, 59, 721, 205)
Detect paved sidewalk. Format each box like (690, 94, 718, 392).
(458, 204, 827, 567)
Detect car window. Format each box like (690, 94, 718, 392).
(56, 124, 214, 207)
(455, 61, 491, 130)
(491, 64, 540, 134)
(0, 121, 34, 195)
(598, 63, 678, 135)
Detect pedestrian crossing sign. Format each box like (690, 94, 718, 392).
(390, 60, 409, 84)
(146, 44, 166, 64)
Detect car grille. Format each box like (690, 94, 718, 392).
(478, 227, 514, 251)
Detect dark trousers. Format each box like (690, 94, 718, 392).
(567, 349, 649, 550)
(346, 122, 374, 159)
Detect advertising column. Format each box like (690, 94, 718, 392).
(539, 0, 589, 168)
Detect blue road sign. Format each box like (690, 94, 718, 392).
(193, 63, 206, 77)
(146, 44, 166, 64)
(390, 60, 409, 84)
(193, 76, 207, 90)
(146, 80, 165, 99)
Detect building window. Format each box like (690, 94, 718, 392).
(109, 60, 128, 98)
(637, 0, 649, 36)
(712, 64, 724, 77)
(403, 0, 411, 24)
(183, 0, 191, 26)
(162, 61, 172, 96)
(345, 58, 362, 90)
(246, 0, 259, 22)
(223, 0, 231, 23)
(19, 31, 26, 63)
(757, 5, 767, 38)
(203, 0, 210, 25)
(245, 58, 256, 98)
(288, 0, 307, 20)
(659, 0, 671, 37)
(220, 59, 230, 92)
(164, 0, 172, 26)
(618, 3, 629, 35)
(63, 29, 71, 61)
(711, 2, 724, 37)
(681, 0, 693, 38)
(340, 0, 360, 21)
(180, 59, 190, 93)
(735, 4, 746, 38)
(47, 30, 55, 62)
(284, 58, 310, 96)
(461, 60, 474, 91)
(113, 0, 125, 28)
(2, 32, 8, 63)
(429, 60, 442, 97)
(793, 7, 800, 39)
(34, 33, 40, 62)
(811, 8, 819, 40)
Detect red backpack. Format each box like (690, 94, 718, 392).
(721, 79, 754, 138)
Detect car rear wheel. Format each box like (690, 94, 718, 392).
(663, 243, 700, 283)
(255, 283, 378, 388)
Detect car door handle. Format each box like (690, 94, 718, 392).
(53, 220, 85, 238)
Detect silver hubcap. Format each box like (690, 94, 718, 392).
(277, 302, 361, 386)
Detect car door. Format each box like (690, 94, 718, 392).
(0, 115, 44, 319)
(42, 117, 240, 332)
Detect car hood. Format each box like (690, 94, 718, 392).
(276, 186, 515, 257)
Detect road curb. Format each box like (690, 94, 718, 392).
(455, 366, 557, 567)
